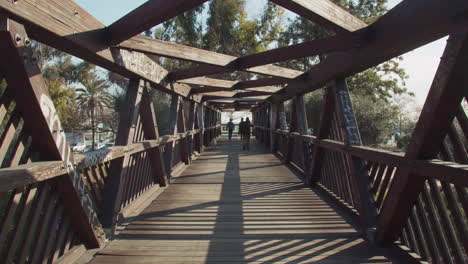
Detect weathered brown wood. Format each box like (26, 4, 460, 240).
(285, 99, 298, 164)
(124, 34, 352, 82)
(234, 91, 274, 98)
(101, 79, 144, 230)
(0, 0, 205, 102)
(377, 32, 468, 245)
(0, 161, 65, 192)
(0, 17, 104, 247)
(107, 0, 209, 45)
(177, 100, 190, 164)
(140, 83, 168, 187)
(276, 0, 468, 100)
(234, 77, 288, 90)
(123, 36, 302, 80)
(88, 139, 410, 264)
(332, 78, 378, 242)
(308, 88, 335, 185)
(235, 33, 356, 71)
(55, 245, 87, 264)
(269, 0, 366, 33)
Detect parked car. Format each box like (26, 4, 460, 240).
(95, 142, 106, 149)
(71, 142, 86, 152)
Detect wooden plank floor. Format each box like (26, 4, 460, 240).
(89, 137, 404, 264)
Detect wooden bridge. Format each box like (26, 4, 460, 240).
(0, 0, 467, 263)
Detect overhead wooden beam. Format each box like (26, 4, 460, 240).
(191, 85, 281, 95)
(234, 33, 355, 70)
(0, 0, 203, 102)
(234, 91, 274, 98)
(234, 78, 287, 90)
(269, 0, 366, 33)
(122, 34, 349, 80)
(179, 77, 237, 88)
(191, 87, 232, 94)
(122, 36, 302, 79)
(107, 0, 209, 45)
(376, 32, 468, 244)
(200, 91, 238, 98)
(183, 76, 286, 92)
(274, 0, 468, 101)
(245, 86, 283, 93)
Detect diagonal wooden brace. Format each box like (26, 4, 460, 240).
(0, 16, 104, 247)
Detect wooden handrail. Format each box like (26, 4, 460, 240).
(257, 126, 468, 186)
(0, 161, 66, 192)
(74, 127, 219, 169)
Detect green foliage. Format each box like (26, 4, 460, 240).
(278, 0, 408, 101)
(33, 42, 97, 132)
(351, 94, 398, 145)
(304, 91, 398, 146)
(75, 74, 112, 149)
(396, 134, 411, 150)
(303, 91, 324, 135)
(152, 90, 173, 136)
(48, 79, 82, 131)
(153, 0, 284, 81)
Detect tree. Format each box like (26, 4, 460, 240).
(278, 0, 408, 101)
(351, 94, 398, 146)
(392, 94, 420, 136)
(48, 78, 82, 131)
(75, 75, 112, 150)
(281, 0, 414, 146)
(33, 42, 95, 132)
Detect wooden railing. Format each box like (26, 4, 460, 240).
(75, 126, 220, 219)
(255, 125, 468, 263)
(0, 162, 87, 264)
(0, 125, 221, 263)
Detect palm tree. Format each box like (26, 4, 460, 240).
(76, 74, 112, 150)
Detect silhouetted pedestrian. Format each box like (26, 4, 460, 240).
(227, 119, 234, 140)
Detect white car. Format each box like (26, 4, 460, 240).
(71, 142, 86, 152)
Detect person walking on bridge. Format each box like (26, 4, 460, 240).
(239, 118, 245, 141)
(243, 117, 252, 151)
(227, 119, 234, 140)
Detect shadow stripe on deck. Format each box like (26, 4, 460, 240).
(89, 138, 406, 264)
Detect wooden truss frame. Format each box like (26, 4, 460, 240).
(0, 0, 467, 263)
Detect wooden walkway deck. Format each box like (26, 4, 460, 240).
(89, 138, 404, 264)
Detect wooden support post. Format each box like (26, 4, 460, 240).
(295, 96, 310, 171)
(101, 79, 143, 230)
(0, 17, 104, 247)
(285, 99, 299, 164)
(164, 95, 181, 178)
(270, 103, 279, 153)
(197, 104, 205, 152)
(187, 101, 196, 160)
(178, 100, 190, 164)
(140, 84, 168, 187)
(333, 78, 378, 242)
(377, 32, 468, 244)
(307, 88, 335, 185)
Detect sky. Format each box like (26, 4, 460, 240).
(74, 0, 446, 105)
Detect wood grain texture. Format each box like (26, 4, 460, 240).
(89, 138, 406, 263)
(275, 0, 468, 100)
(0, 0, 206, 102)
(122, 36, 303, 79)
(107, 0, 209, 45)
(270, 0, 366, 33)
